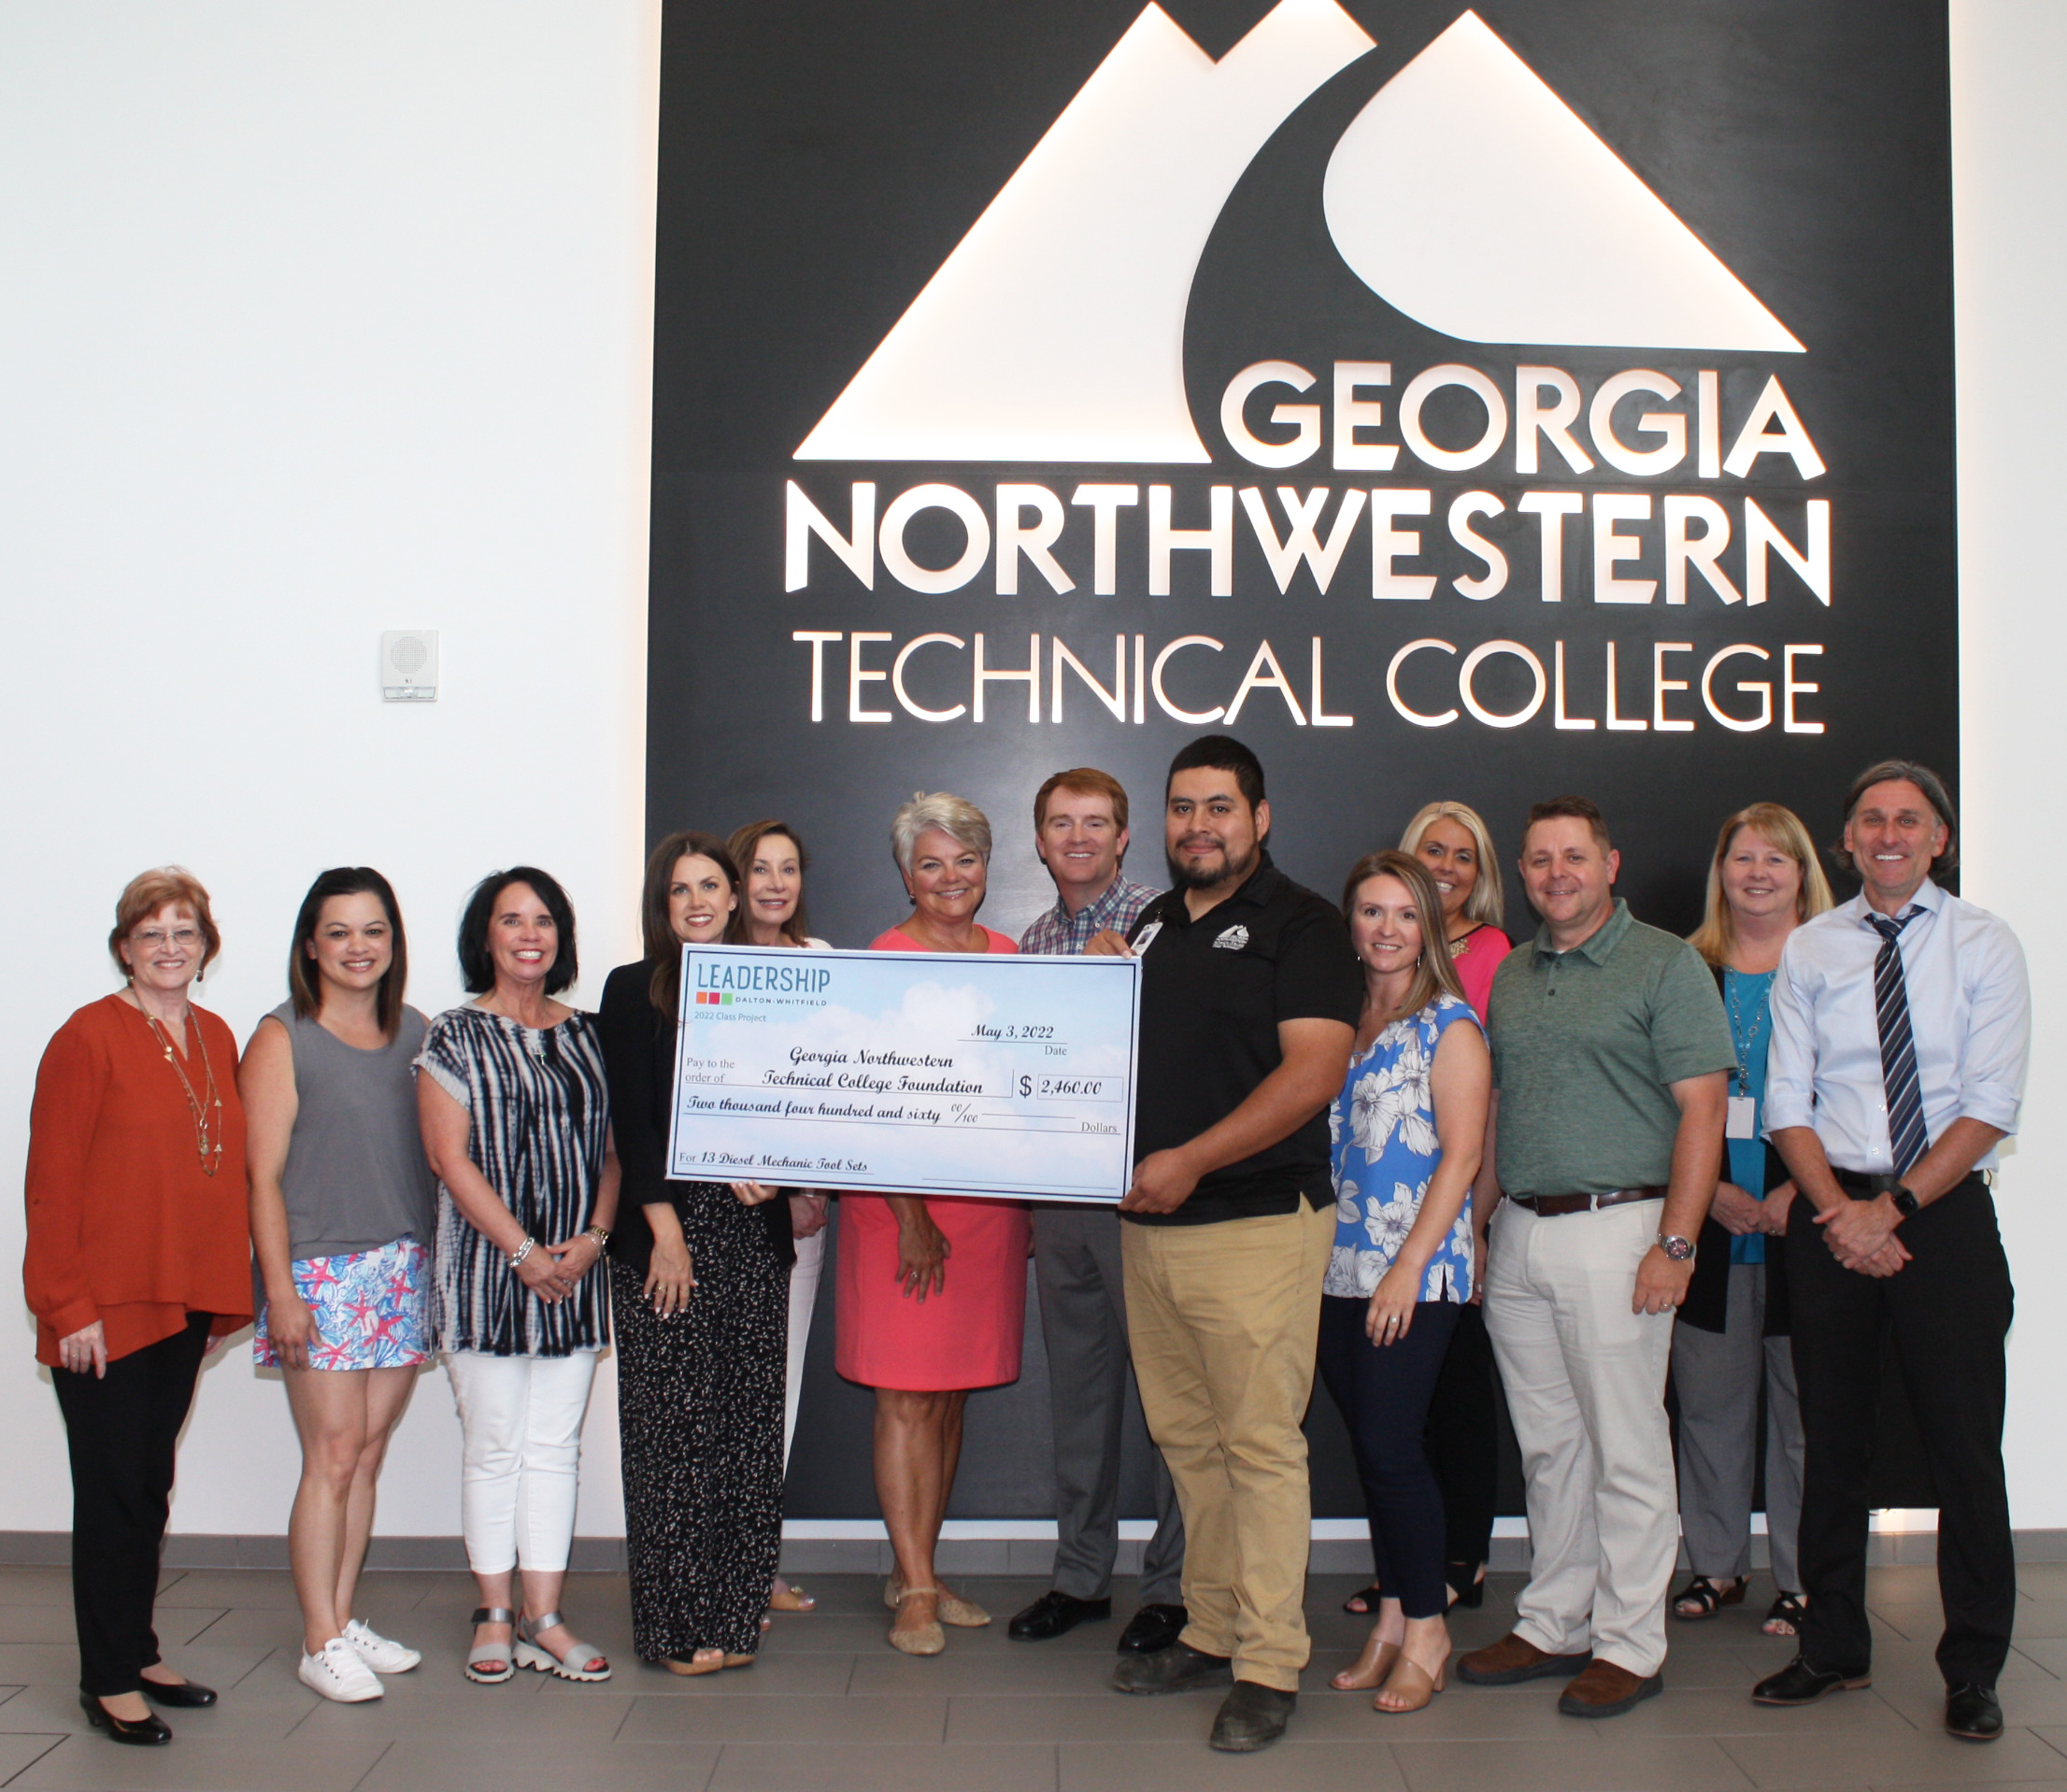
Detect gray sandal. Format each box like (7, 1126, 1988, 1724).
(513, 1610, 611, 1682)
(463, 1606, 515, 1684)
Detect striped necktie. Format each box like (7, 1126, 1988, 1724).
(1868, 910, 1929, 1174)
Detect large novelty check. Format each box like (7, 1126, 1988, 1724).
(665, 945, 1141, 1202)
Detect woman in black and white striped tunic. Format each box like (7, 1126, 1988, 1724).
(417, 867, 620, 1686)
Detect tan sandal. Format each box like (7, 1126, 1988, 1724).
(663, 1650, 756, 1675)
(768, 1577, 816, 1614)
(888, 1587, 946, 1657)
(1332, 1628, 1402, 1691)
(1374, 1647, 1449, 1714)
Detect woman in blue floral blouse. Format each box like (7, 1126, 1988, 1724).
(1320, 849, 1490, 1715)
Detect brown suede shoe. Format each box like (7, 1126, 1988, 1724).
(1558, 1658, 1664, 1717)
(1456, 1632, 1594, 1686)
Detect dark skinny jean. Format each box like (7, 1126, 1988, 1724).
(1318, 1295, 1461, 1619)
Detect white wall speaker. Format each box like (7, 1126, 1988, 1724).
(379, 629, 438, 702)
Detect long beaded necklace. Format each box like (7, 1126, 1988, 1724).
(140, 1005, 225, 1175)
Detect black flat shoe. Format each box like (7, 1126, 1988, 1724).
(1209, 1681, 1295, 1753)
(1946, 1683, 2003, 1742)
(140, 1678, 218, 1708)
(1008, 1590, 1111, 1641)
(78, 1693, 172, 1746)
(1751, 1657, 1871, 1705)
(1117, 1602, 1187, 1655)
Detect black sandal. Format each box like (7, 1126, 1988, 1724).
(1671, 1574, 1748, 1620)
(1342, 1584, 1384, 1614)
(1445, 1562, 1487, 1610)
(1762, 1592, 1806, 1636)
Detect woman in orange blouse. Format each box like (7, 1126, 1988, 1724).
(22, 868, 252, 1747)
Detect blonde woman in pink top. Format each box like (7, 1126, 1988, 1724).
(834, 792, 1030, 1657)
(1399, 803, 1511, 1024)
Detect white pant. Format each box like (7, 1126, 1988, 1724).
(1484, 1200, 1677, 1677)
(446, 1348, 598, 1575)
(783, 1230, 824, 1467)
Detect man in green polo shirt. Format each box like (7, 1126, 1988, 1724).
(1457, 796, 1732, 1717)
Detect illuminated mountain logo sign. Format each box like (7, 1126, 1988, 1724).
(794, 4, 1802, 465)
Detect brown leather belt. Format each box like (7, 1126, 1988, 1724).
(1510, 1186, 1667, 1217)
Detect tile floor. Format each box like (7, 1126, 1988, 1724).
(0, 1562, 2058, 1790)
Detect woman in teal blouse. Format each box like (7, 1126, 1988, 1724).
(1673, 804, 1832, 1636)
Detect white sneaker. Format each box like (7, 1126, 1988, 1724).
(300, 1636, 383, 1703)
(343, 1618, 422, 1674)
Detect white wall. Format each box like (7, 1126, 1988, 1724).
(0, 1, 2062, 1542)
(1952, 0, 2067, 1528)
(0, 2, 660, 1536)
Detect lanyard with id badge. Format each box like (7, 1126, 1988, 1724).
(1725, 971, 1771, 1143)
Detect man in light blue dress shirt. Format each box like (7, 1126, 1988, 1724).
(1753, 761, 2029, 1742)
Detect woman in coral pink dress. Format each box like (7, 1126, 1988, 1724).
(835, 792, 1030, 1656)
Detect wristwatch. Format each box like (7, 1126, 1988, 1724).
(1889, 1186, 1920, 1219)
(584, 1224, 613, 1246)
(1657, 1232, 1696, 1262)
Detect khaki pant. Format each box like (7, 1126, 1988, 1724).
(1120, 1201, 1333, 1690)
(1483, 1199, 1676, 1677)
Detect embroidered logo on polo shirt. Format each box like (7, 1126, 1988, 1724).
(1214, 924, 1250, 951)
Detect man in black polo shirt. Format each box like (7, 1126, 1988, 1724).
(1090, 734, 1361, 1752)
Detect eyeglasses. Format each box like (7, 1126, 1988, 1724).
(131, 927, 202, 949)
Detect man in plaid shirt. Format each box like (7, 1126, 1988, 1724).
(1008, 769, 1187, 1655)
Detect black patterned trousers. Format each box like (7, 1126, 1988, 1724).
(612, 1193, 788, 1660)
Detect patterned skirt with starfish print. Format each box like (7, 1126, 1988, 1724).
(253, 1235, 432, 1370)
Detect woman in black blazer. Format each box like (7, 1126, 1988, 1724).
(598, 832, 792, 1674)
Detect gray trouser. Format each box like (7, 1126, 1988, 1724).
(1032, 1203, 1185, 1605)
(1671, 1260, 1805, 1592)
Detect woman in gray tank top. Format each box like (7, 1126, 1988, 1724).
(238, 869, 436, 1707)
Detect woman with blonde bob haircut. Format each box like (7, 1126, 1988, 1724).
(835, 791, 1029, 1655)
(1671, 803, 1832, 1638)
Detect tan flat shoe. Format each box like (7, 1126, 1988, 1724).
(935, 1586, 990, 1628)
(663, 1650, 755, 1676)
(889, 1587, 946, 1657)
(1332, 1629, 1402, 1692)
(884, 1574, 988, 1628)
(1374, 1648, 1449, 1714)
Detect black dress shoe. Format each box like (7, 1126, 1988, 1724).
(1111, 1640, 1233, 1696)
(140, 1677, 218, 1708)
(78, 1693, 172, 1746)
(1946, 1683, 2003, 1742)
(1209, 1682, 1295, 1753)
(1751, 1656, 1872, 1705)
(1008, 1590, 1111, 1641)
(1117, 1602, 1187, 1655)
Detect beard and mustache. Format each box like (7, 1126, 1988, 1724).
(1166, 831, 1262, 890)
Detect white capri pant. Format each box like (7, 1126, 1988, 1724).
(446, 1348, 599, 1575)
